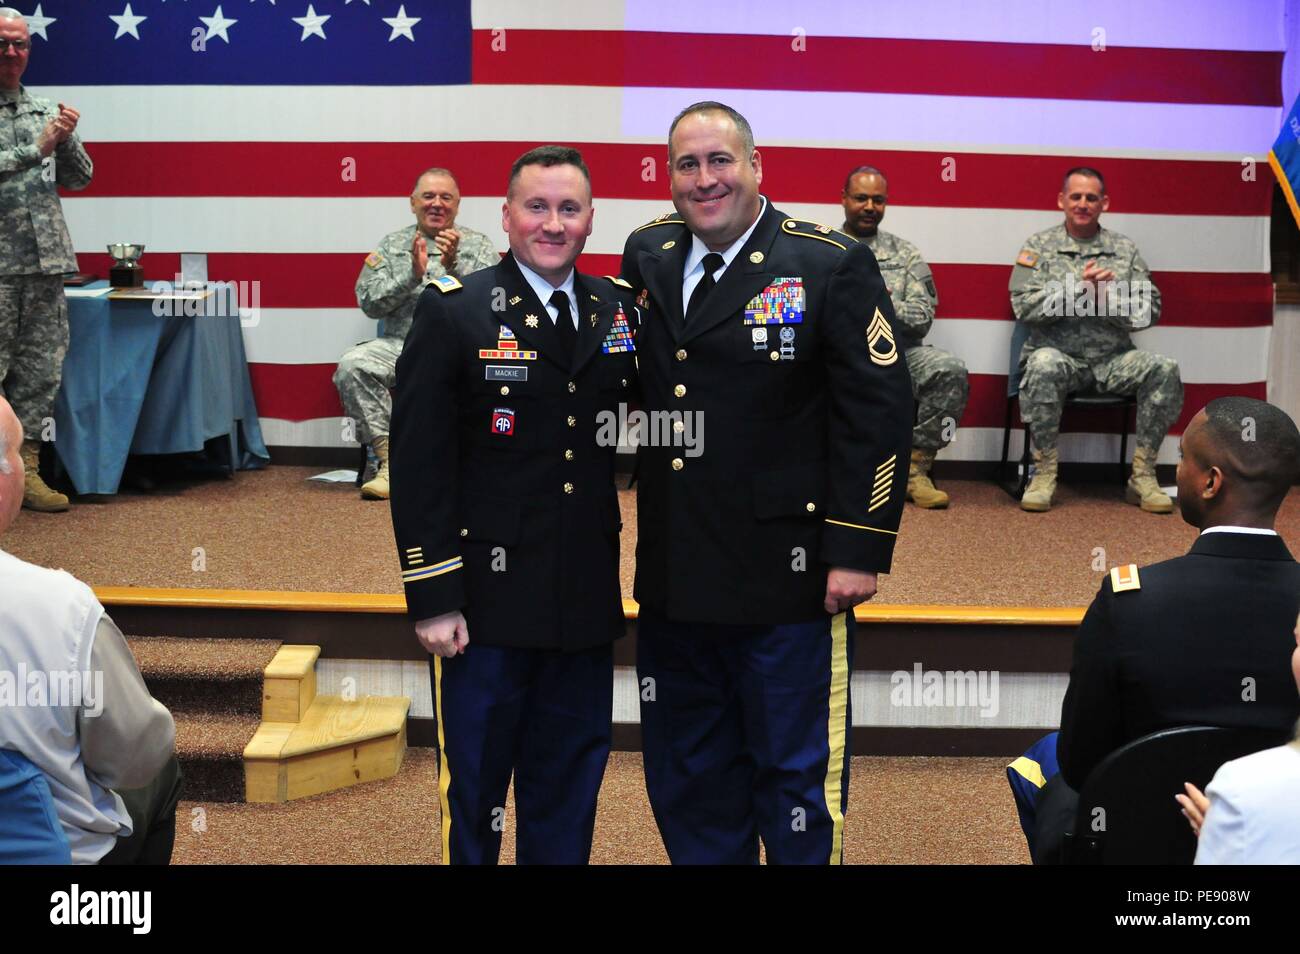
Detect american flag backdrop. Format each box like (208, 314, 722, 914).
(21, 0, 1284, 462)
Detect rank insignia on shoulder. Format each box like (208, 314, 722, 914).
(1016, 248, 1040, 268)
(432, 275, 463, 293)
(604, 275, 633, 289)
(633, 212, 683, 233)
(1110, 564, 1141, 593)
(867, 307, 898, 366)
(781, 218, 849, 250)
(364, 251, 383, 269)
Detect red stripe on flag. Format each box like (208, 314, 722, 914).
(961, 374, 1267, 434)
(248, 363, 343, 422)
(72, 142, 1275, 215)
(76, 252, 365, 309)
(929, 266, 1274, 327)
(471, 31, 1282, 107)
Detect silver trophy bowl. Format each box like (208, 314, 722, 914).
(107, 243, 146, 288)
(107, 243, 146, 263)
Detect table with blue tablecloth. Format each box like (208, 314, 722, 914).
(54, 281, 270, 495)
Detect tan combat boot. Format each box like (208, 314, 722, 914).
(1020, 447, 1058, 513)
(21, 440, 69, 513)
(360, 436, 390, 500)
(1126, 445, 1173, 514)
(906, 448, 949, 508)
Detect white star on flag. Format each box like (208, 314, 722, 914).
(23, 4, 56, 41)
(383, 5, 420, 42)
(292, 4, 330, 41)
(199, 6, 237, 44)
(109, 3, 147, 40)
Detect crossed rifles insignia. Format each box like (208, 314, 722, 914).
(866, 307, 898, 366)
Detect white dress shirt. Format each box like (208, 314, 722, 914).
(680, 197, 768, 305)
(516, 260, 578, 330)
(1199, 526, 1279, 536)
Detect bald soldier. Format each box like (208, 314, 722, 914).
(1009, 167, 1182, 513)
(841, 166, 968, 508)
(1013, 397, 1300, 863)
(337, 168, 497, 499)
(0, 7, 93, 513)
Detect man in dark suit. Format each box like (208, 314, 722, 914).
(389, 146, 638, 865)
(621, 102, 914, 864)
(1021, 395, 1300, 862)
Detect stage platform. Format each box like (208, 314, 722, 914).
(6, 465, 1297, 757)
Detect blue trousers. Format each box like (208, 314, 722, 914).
(637, 610, 855, 864)
(432, 642, 613, 865)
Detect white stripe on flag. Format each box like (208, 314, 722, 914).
(471, 0, 1284, 52)
(242, 309, 378, 365)
(65, 197, 1269, 272)
(27, 84, 1279, 157)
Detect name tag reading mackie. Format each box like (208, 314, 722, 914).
(485, 365, 528, 382)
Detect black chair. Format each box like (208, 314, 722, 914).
(1063, 725, 1291, 865)
(1000, 322, 1136, 498)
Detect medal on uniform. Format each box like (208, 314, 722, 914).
(743, 277, 805, 325)
(751, 327, 768, 350)
(779, 326, 796, 360)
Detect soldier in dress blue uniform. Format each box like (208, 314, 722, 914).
(389, 146, 638, 864)
(621, 102, 914, 864)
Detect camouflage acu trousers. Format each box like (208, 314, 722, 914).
(0, 274, 68, 438)
(1019, 347, 1182, 452)
(333, 335, 403, 445)
(906, 345, 969, 451)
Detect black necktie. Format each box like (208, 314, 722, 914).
(550, 290, 576, 363)
(686, 253, 725, 323)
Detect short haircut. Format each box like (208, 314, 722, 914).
(0, 8, 26, 23)
(843, 165, 887, 194)
(411, 167, 458, 195)
(506, 145, 590, 199)
(1201, 396, 1300, 511)
(668, 101, 755, 160)
(1063, 166, 1106, 195)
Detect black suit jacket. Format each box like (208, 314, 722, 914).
(1058, 531, 1300, 789)
(389, 253, 639, 650)
(620, 201, 914, 624)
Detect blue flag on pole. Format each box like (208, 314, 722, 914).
(1269, 95, 1300, 228)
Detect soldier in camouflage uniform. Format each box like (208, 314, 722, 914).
(337, 167, 498, 499)
(0, 9, 92, 513)
(842, 166, 968, 508)
(1009, 167, 1181, 514)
